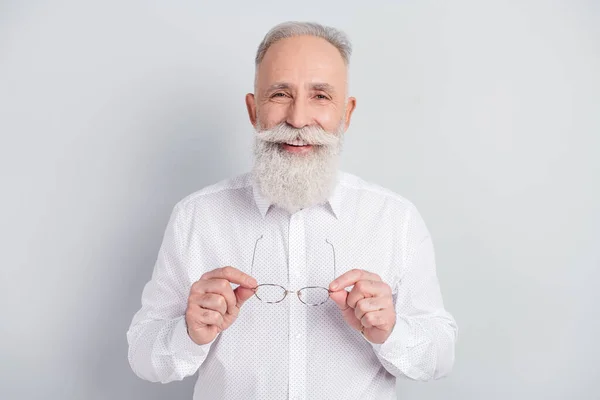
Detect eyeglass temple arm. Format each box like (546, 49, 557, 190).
(252, 235, 335, 283)
(325, 239, 336, 281)
(251, 235, 264, 277)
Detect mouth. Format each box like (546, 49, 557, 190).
(278, 140, 314, 153)
(282, 139, 311, 146)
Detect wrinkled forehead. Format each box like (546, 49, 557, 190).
(256, 36, 348, 93)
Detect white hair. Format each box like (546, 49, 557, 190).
(255, 21, 352, 66)
(254, 21, 352, 88)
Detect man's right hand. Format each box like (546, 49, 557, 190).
(185, 266, 257, 345)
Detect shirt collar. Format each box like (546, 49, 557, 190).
(251, 172, 344, 219)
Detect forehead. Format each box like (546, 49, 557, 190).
(257, 35, 347, 89)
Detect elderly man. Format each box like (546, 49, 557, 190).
(127, 21, 457, 400)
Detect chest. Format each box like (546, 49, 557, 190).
(186, 205, 402, 292)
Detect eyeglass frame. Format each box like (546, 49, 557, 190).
(249, 234, 337, 306)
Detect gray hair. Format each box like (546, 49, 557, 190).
(255, 21, 352, 68)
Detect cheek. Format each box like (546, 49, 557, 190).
(314, 107, 343, 132)
(258, 103, 288, 129)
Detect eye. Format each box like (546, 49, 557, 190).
(315, 94, 329, 100)
(271, 92, 288, 98)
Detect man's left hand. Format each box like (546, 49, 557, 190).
(329, 269, 396, 344)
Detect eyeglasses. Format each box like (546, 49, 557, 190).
(250, 235, 337, 306)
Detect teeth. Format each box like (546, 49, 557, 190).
(285, 139, 308, 146)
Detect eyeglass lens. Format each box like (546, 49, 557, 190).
(250, 235, 336, 306)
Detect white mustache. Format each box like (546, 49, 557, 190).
(256, 122, 340, 147)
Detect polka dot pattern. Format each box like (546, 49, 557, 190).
(126, 171, 458, 399)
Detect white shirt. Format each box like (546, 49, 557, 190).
(126, 171, 458, 400)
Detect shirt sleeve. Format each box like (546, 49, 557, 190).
(370, 204, 458, 380)
(126, 201, 218, 383)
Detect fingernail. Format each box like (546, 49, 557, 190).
(331, 283, 338, 290)
(246, 277, 257, 286)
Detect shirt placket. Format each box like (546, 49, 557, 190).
(288, 211, 307, 400)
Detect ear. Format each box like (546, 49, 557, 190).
(245, 93, 257, 127)
(343, 97, 357, 131)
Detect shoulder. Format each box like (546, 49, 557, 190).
(175, 172, 252, 211)
(338, 171, 419, 215)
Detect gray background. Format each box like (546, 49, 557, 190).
(1, 0, 598, 399)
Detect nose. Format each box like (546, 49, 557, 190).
(286, 97, 311, 129)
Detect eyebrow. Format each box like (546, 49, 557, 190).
(265, 82, 336, 94)
(266, 82, 291, 93)
(310, 83, 335, 93)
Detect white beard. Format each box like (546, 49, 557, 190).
(251, 121, 345, 215)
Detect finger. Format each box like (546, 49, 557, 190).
(201, 266, 258, 288)
(330, 289, 362, 330)
(186, 308, 212, 334)
(196, 307, 225, 327)
(347, 280, 391, 308)
(360, 310, 389, 329)
(329, 289, 351, 311)
(187, 317, 220, 339)
(234, 286, 256, 309)
(190, 293, 227, 316)
(329, 269, 381, 291)
(354, 296, 389, 321)
(191, 279, 237, 314)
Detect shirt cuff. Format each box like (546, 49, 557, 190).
(171, 316, 218, 357)
(369, 316, 411, 354)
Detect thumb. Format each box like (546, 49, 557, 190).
(329, 289, 350, 310)
(234, 286, 256, 308)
